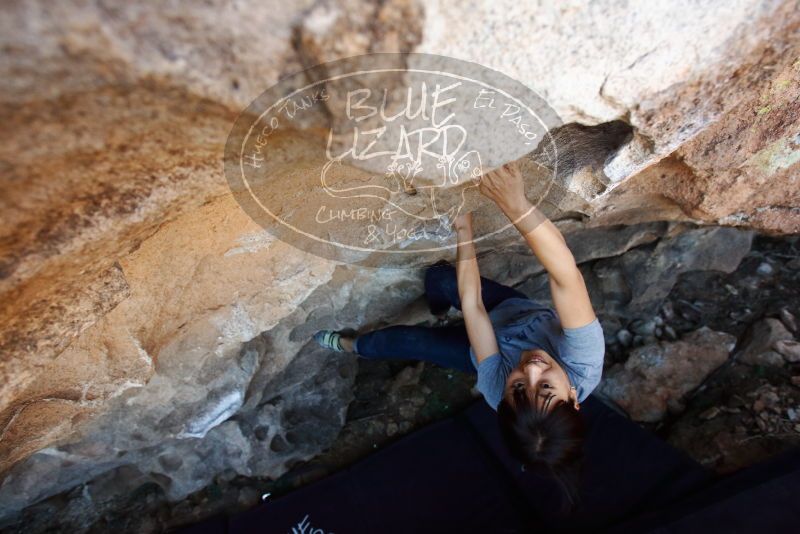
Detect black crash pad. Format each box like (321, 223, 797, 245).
(609, 447, 800, 533)
(183, 396, 724, 533)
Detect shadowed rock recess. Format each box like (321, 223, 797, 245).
(1, 0, 800, 528)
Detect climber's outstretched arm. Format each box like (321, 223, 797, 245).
(479, 163, 596, 329)
(454, 213, 500, 362)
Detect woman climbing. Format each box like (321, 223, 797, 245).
(314, 162, 605, 504)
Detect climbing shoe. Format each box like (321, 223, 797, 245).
(314, 330, 345, 352)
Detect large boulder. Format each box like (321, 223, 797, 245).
(1, 0, 799, 523)
(599, 327, 737, 422)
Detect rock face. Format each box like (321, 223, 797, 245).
(517, 225, 755, 336)
(422, 0, 800, 231)
(599, 328, 737, 422)
(736, 318, 796, 365)
(667, 374, 800, 474)
(1, 0, 799, 525)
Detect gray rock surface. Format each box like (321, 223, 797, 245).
(518, 226, 754, 323)
(0, 336, 354, 519)
(0, 267, 380, 521)
(480, 221, 669, 287)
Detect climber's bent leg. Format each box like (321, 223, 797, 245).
(424, 261, 526, 315)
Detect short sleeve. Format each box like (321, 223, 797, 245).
(559, 318, 606, 402)
(472, 351, 506, 410)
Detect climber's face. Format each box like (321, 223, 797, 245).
(504, 349, 578, 413)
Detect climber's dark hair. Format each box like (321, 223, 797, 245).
(497, 386, 586, 511)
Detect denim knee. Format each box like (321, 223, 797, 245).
(425, 262, 456, 289)
(425, 262, 458, 314)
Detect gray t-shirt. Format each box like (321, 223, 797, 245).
(468, 297, 605, 410)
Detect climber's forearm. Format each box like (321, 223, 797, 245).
(455, 226, 481, 308)
(502, 200, 596, 328)
(455, 225, 500, 361)
(478, 162, 595, 328)
(501, 200, 575, 286)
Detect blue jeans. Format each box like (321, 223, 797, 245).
(353, 263, 526, 374)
